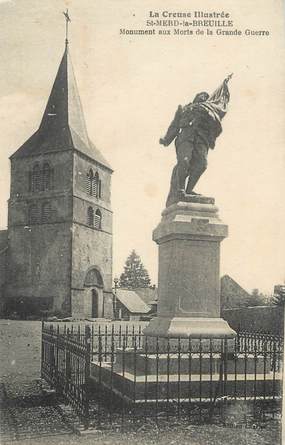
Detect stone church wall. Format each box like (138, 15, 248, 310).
(5, 223, 72, 314)
(71, 223, 113, 318)
(0, 230, 8, 310)
(10, 151, 73, 199)
(72, 224, 112, 291)
(73, 153, 112, 206)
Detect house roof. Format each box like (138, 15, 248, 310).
(11, 44, 112, 171)
(134, 287, 158, 305)
(115, 289, 151, 314)
(221, 275, 251, 298)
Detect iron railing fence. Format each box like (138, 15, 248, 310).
(236, 331, 283, 353)
(45, 322, 283, 360)
(41, 322, 91, 427)
(41, 322, 283, 430)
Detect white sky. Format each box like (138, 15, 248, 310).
(0, 0, 284, 294)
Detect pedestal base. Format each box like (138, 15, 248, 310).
(149, 196, 236, 340)
(143, 317, 236, 339)
(90, 351, 280, 404)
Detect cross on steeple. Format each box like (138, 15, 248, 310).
(63, 9, 71, 46)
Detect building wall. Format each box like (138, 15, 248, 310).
(5, 146, 113, 319)
(5, 223, 72, 312)
(129, 314, 143, 321)
(103, 292, 114, 318)
(71, 151, 113, 318)
(6, 151, 74, 314)
(72, 196, 112, 234)
(9, 151, 73, 204)
(222, 306, 284, 336)
(115, 299, 130, 320)
(73, 152, 111, 207)
(221, 275, 251, 309)
(71, 287, 102, 319)
(71, 288, 113, 319)
(0, 250, 7, 291)
(71, 223, 113, 317)
(114, 299, 148, 321)
(0, 230, 8, 309)
(8, 152, 73, 226)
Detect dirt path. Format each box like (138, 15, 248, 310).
(0, 378, 280, 445)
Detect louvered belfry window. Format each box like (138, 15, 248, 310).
(93, 172, 99, 198)
(41, 202, 52, 223)
(95, 209, 102, 229)
(87, 206, 94, 227)
(28, 202, 53, 225)
(31, 162, 53, 192)
(87, 169, 93, 195)
(32, 164, 41, 192)
(43, 163, 52, 191)
(86, 168, 101, 198)
(29, 204, 40, 224)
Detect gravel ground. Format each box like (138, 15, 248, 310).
(0, 321, 41, 384)
(0, 320, 281, 445)
(0, 420, 280, 445)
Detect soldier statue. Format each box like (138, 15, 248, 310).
(160, 74, 233, 207)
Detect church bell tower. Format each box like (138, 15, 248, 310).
(5, 13, 113, 318)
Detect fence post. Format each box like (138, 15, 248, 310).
(83, 325, 91, 429)
(65, 328, 71, 387)
(41, 320, 44, 379)
(85, 325, 91, 379)
(50, 324, 56, 383)
(55, 325, 60, 391)
(281, 304, 285, 445)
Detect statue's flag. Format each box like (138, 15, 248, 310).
(201, 74, 233, 121)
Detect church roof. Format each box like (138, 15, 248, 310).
(11, 44, 112, 171)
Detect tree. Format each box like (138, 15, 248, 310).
(272, 285, 285, 306)
(245, 288, 266, 307)
(119, 250, 151, 289)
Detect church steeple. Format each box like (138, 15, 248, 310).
(39, 44, 90, 150)
(11, 16, 111, 171)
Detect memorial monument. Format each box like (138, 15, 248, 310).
(91, 75, 275, 403)
(144, 74, 236, 338)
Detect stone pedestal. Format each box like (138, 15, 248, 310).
(144, 196, 236, 338)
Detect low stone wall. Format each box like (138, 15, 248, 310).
(222, 306, 284, 336)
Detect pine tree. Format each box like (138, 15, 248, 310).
(119, 250, 151, 289)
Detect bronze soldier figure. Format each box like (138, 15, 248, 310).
(160, 74, 232, 207)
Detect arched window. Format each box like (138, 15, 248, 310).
(32, 164, 41, 192)
(43, 163, 52, 191)
(93, 172, 99, 198)
(41, 201, 52, 223)
(87, 169, 93, 195)
(84, 268, 103, 287)
(94, 209, 102, 229)
(28, 204, 39, 224)
(86, 168, 102, 198)
(87, 206, 94, 227)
